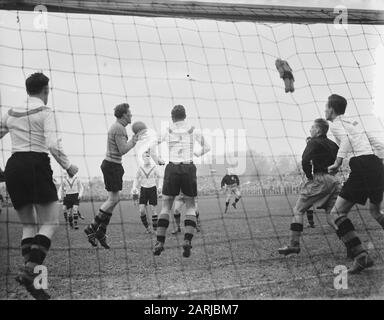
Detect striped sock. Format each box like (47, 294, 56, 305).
(290, 223, 303, 247)
(156, 214, 169, 243)
(152, 214, 158, 230)
(21, 237, 34, 264)
(27, 234, 51, 267)
(184, 216, 197, 242)
(140, 214, 149, 228)
(92, 209, 112, 231)
(335, 216, 365, 259)
(306, 210, 314, 224)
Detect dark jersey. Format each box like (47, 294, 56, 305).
(221, 174, 240, 188)
(302, 135, 339, 180)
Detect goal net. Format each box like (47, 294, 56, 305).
(1, 0, 384, 299)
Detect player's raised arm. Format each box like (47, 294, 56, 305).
(43, 110, 78, 177)
(194, 132, 211, 157)
(115, 128, 138, 156)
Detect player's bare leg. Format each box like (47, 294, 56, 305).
(172, 208, 182, 234)
(232, 192, 241, 209)
(306, 209, 315, 228)
(278, 206, 304, 256)
(224, 193, 231, 214)
(182, 196, 197, 258)
(330, 197, 373, 274)
(153, 195, 175, 256)
(85, 191, 119, 249)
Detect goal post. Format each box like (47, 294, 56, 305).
(1, 0, 384, 24)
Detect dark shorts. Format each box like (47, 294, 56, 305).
(101, 159, 124, 192)
(340, 154, 384, 205)
(5, 152, 58, 210)
(162, 162, 197, 197)
(63, 193, 80, 209)
(139, 186, 158, 206)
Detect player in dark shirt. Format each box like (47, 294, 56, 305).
(221, 171, 241, 213)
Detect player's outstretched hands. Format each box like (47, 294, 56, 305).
(67, 164, 78, 178)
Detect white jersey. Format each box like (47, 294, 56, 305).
(159, 120, 205, 163)
(133, 165, 160, 189)
(58, 176, 84, 198)
(0, 97, 71, 170)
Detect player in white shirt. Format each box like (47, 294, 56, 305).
(58, 174, 84, 230)
(0, 72, 78, 299)
(131, 150, 162, 233)
(326, 94, 384, 274)
(153, 105, 210, 258)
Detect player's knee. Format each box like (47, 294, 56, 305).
(139, 207, 146, 216)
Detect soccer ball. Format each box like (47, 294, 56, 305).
(132, 121, 147, 134)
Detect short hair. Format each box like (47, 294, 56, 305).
(171, 105, 186, 121)
(305, 136, 311, 143)
(25, 72, 49, 95)
(114, 103, 129, 118)
(314, 118, 329, 136)
(328, 94, 347, 115)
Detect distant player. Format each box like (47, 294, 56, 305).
(85, 103, 138, 249)
(153, 105, 210, 257)
(131, 150, 161, 233)
(171, 193, 201, 234)
(326, 94, 384, 274)
(58, 173, 84, 230)
(278, 118, 341, 256)
(221, 169, 241, 213)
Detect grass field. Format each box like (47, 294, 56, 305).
(1, 195, 384, 300)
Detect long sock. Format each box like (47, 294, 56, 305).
(225, 201, 229, 209)
(174, 213, 181, 228)
(63, 210, 68, 222)
(92, 209, 111, 231)
(196, 211, 200, 224)
(184, 216, 197, 243)
(98, 210, 112, 234)
(335, 216, 365, 259)
(234, 197, 240, 204)
(27, 234, 51, 268)
(152, 214, 158, 230)
(306, 210, 314, 224)
(156, 214, 169, 243)
(290, 223, 303, 247)
(21, 238, 34, 264)
(73, 209, 79, 227)
(141, 214, 149, 229)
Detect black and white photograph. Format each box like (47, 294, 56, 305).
(1, 0, 384, 306)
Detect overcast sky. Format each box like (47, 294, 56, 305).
(0, 1, 384, 179)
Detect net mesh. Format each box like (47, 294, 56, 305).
(1, 3, 384, 299)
